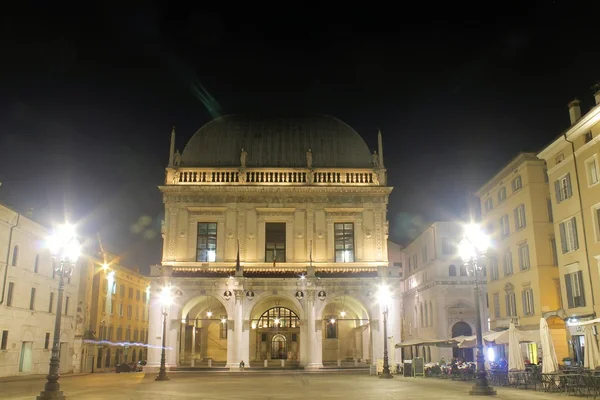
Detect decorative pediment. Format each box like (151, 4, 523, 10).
(447, 301, 474, 311)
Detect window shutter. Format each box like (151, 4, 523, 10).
(565, 274, 574, 308)
(521, 290, 527, 315)
(529, 290, 534, 315)
(554, 180, 561, 203)
(572, 217, 579, 249)
(566, 173, 572, 197)
(514, 208, 519, 228)
(505, 295, 509, 316)
(577, 270, 586, 307)
(559, 222, 568, 253)
(521, 204, 526, 227)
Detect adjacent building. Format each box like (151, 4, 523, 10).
(146, 115, 400, 370)
(537, 90, 600, 363)
(399, 222, 487, 364)
(0, 205, 81, 377)
(476, 153, 565, 362)
(88, 256, 150, 372)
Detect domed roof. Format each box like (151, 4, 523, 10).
(180, 114, 373, 168)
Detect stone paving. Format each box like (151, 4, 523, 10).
(0, 371, 568, 400)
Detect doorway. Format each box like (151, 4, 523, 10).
(271, 334, 287, 360)
(19, 342, 33, 372)
(451, 321, 474, 362)
(59, 343, 69, 373)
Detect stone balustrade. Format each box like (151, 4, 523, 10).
(167, 167, 384, 186)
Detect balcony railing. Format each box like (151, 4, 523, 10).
(167, 167, 383, 186)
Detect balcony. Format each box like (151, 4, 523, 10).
(167, 167, 382, 186)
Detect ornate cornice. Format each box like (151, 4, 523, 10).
(161, 185, 391, 204)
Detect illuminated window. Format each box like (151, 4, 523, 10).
(197, 222, 217, 262)
(334, 223, 354, 262)
(257, 307, 299, 329)
(265, 223, 286, 262)
(326, 316, 337, 339)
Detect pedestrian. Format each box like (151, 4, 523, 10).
(239, 360, 245, 370)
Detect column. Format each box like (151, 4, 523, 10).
(144, 282, 163, 372)
(234, 290, 249, 367)
(372, 305, 383, 366)
(305, 291, 323, 369)
(390, 295, 403, 366)
(167, 310, 179, 368)
(226, 317, 236, 368)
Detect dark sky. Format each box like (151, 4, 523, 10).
(1, 3, 599, 270)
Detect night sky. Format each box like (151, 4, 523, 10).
(1, 3, 599, 271)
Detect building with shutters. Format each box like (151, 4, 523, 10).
(145, 114, 402, 370)
(476, 153, 566, 363)
(537, 89, 600, 364)
(86, 257, 150, 372)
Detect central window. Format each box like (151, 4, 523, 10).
(265, 223, 286, 262)
(335, 223, 355, 262)
(197, 222, 217, 262)
(257, 307, 299, 328)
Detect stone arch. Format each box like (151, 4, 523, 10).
(545, 313, 570, 362)
(316, 292, 372, 365)
(246, 291, 305, 321)
(451, 321, 474, 362)
(315, 292, 372, 320)
(179, 293, 231, 366)
(180, 293, 232, 321)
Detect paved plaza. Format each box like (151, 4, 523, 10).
(0, 372, 570, 400)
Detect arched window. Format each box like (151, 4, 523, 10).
(257, 307, 299, 328)
(449, 264, 456, 276)
(34, 254, 39, 273)
(459, 265, 467, 276)
(424, 302, 428, 327)
(11, 245, 19, 266)
(419, 303, 424, 327)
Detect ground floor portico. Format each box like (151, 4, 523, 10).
(145, 272, 402, 370)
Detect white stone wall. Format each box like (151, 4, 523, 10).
(400, 222, 489, 363)
(0, 206, 80, 377)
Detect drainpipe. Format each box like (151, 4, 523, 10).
(0, 213, 19, 305)
(564, 136, 597, 311)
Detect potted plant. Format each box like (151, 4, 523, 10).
(562, 357, 572, 366)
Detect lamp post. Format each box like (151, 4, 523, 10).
(458, 223, 496, 396)
(156, 285, 173, 381)
(37, 224, 81, 400)
(377, 284, 393, 379)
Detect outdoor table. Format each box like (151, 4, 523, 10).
(540, 373, 561, 393)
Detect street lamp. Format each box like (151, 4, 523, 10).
(376, 284, 393, 379)
(458, 223, 496, 396)
(37, 223, 81, 400)
(156, 284, 174, 381)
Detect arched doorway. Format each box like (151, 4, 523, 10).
(451, 321, 473, 362)
(179, 295, 229, 366)
(547, 315, 569, 363)
(320, 295, 371, 365)
(253, 306, 300, 361)
(271, 334, 287, 359)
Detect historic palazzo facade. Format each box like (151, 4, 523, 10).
(145, 115, 401, 370)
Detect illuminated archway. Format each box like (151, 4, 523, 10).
(249, 296, 303, 363)
(179, 295, 230, 365)
(318, 294, 372, 364)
